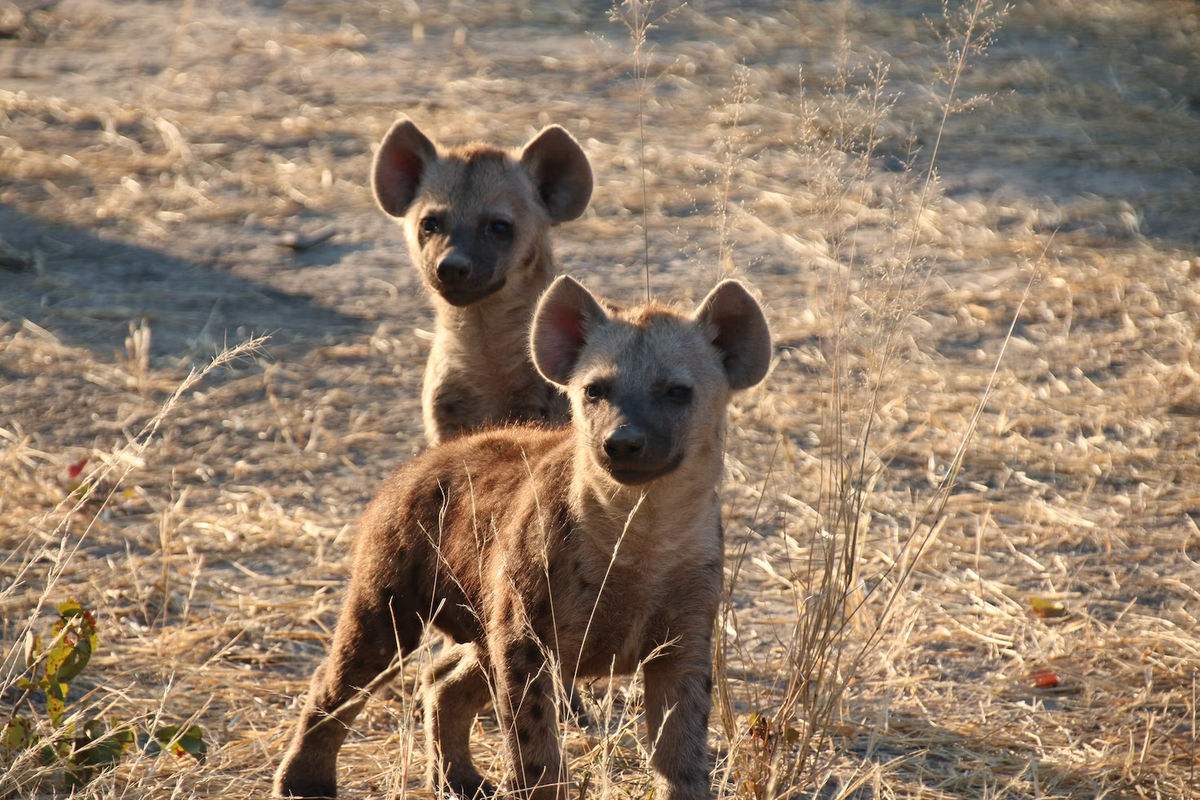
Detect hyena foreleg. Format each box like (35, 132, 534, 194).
(642, 655, 716, 800)
(491, 632, 568, 799)
(274, 585, 421, 798)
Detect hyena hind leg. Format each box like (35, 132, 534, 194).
(424, 643, 496, 797)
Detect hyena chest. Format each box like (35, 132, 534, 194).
(551, 567, 662, 677)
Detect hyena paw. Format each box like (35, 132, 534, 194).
(656, 773, 712, 800)
(274, 759, 337, 799)
(565, 686, 591, 727)
(440, 774, 496, 799)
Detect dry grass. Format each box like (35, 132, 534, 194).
(2, 0, 1199, 797)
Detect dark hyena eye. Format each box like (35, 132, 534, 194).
(489, 219, 513, 239)
(583, 383, 605, 402)
(420, 216, 441, 235)
(666, 385, 692, 403)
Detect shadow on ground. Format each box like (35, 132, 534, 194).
(0, 206, 377, 359)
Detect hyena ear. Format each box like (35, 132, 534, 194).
(693, 280, 772, 391)
(531, 276, 609, 386)
(519, 126, 594, 225)
(373, 118, 438, 218)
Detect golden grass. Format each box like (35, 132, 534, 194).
(2, 0, 1199, 797)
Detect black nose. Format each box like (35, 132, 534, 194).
(436, 254, 471, 285)
(603, 425, 645, 460)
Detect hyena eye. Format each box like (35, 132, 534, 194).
(666, 385, 692, 403)
(583, 383, 605, 402)
(489, 219, 514, 239)
(420, 216, 441, 235)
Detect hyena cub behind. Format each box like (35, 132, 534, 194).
(372, 117, 593, 445)
(274, 276, 772, 800)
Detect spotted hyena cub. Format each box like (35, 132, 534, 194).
(372, 117, 593, 445)
(274, 276, 772, 799)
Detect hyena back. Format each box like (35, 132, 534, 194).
(372, 118, 593, 445)
(273, 276, 772, 799)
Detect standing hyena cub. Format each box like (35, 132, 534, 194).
(274, 276, 771, 799)
(372, 117, 593, 445)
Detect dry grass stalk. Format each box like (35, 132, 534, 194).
(712, 4, 1016, 796)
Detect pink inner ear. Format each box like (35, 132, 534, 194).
(375, 141, 427, 217)
(385, 148, 422, 187)
(552, 306, 584, 344)
(537, 304, 588, 382)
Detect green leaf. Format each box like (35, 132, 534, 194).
(111, 725, 135, 756)
(50, 636, 92, 685)
(153, 725, 179, 745)
(46, 602, 99, 686)
(1030, 597, 1067, 619)
(75, 720, 133, 771)
(45, 634, 72, 681)
(154, 725, 208, 761)
(2, 716, 33, 750)
(66, 734, 104, 787)
(56, 600, 83, 618)
(66, 764, 95, 789)
(46, 692, 65, 730)
(59, 602, 100, 653)
(47, 609, 96, 686)
(45, 730, 73, 763)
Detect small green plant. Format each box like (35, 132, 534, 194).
(2, 600, 207, 791)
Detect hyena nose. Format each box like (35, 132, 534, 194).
(603, 425, 645, 460)
(436, 254, 471, 285)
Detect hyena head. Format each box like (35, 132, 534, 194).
(531, 276, 772, 486)
(372, 118, 593, 307)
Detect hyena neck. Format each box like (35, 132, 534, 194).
(568, 445, 724, 560)
(436, 236, 552, 335)
(433, 238, 556, 363)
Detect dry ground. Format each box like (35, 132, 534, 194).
(1, 0, 1199, 797)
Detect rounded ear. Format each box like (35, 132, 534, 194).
(531, 276, 609, 386)
(693, 280, 772, 391)
(372, 118, 438, 217)
(519, 126, 593, 224)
